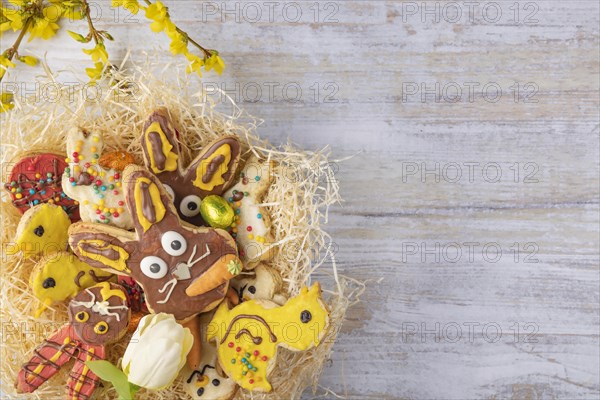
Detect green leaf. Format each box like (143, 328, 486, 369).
(67, 30, 89, 43)
(100, 31, 114, 41)
(86, 360, 133, 400)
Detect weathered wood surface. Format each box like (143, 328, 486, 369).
(2, 0, 599, 399)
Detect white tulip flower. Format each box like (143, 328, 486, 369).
(122, 313, 193, 390)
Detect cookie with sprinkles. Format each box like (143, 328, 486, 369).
(3, 153, 80, 222)
(207, 283, 329, 392)
(61, 127, 137, 229)
(223, 155, 276, 269)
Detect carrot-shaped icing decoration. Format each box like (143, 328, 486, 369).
(185, 254, 242, 297)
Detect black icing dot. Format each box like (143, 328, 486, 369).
(42, 278, 56, 289)
(197, 387, 204, 396)
(98, 325, 107, 332)
(34, 225, 44, 237)
(212, 379, 220, 386)
(248, 286, 256, 294)
(171, 241, 182, 250)
(187, 202, 198, 211)
(150, 263, 161, 273)
(300, 310, 312, 323)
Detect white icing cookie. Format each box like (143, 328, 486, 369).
(223, 156, 276, 269)
(61, 127, 135, 229)
(230, 264, 287, 305)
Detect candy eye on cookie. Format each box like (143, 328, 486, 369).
(161, 231, 187, 256)
(140, 256, 168, 279)
(180, 195, 202, 217)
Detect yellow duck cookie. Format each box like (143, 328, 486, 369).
(6, 204, 71, 257)
(30, 251, 115, 318)
(207, 283, 329, 392)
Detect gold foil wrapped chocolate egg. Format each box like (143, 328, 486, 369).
(200, 195, 235, 229)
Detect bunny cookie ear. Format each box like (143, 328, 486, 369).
(123, 165, 179, 234)
(69, 222, 135, 275)
(141, 108, 180, 175)
(185, 136, 242, 196)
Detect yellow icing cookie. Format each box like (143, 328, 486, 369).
(207, 283, 329, 392)
(6, 204, 71, 257)
(30, 251, 115, 317)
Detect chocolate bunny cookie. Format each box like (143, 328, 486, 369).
(141, 108, 241, 227)
(68, 165, 243, 367)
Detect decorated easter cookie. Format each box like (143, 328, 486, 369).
(4, 153, 79, 221)
(140, 108, 242, 227)
(5, 203, 71, 257)
(30, 251, 115, 317)
(223, 155, 276, 268)
(230, 264, 287, 305)
(15, 283, 130, 399)
(183, 314, 238, 400)
(69, 165, 243, 322)
(62, 127, 137, 229)
(208, 283, 329, 392)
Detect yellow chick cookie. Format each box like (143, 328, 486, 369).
(6, 204, 71, 257)
(207, 283, 329, 392)
(30, 251, 115, 317)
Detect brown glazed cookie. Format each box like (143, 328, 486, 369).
(68, 282, 130, 345)
(141, 108, 241, 227)
(15, 283, 130, 399)
(68, 165, 243, 322)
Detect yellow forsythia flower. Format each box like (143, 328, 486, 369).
(18, 55, 38, 66)
(169, 32, 187, 55)
(204, 53, 225, 75)
(145, 1, 173, 32)
(185, 53, 203, 77)
(83, 44, 109, 63)
(85, 62, 105, 81)
(3, 8, 26, 31)
(0, 55, 16, 79)
(0, 92, 14, 113)
(28, 14, 60, 41)
(112, 0, 140, 14)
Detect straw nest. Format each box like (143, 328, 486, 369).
(0, 60, 361, 399)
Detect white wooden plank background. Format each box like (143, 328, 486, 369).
(2, 1, 599, 399)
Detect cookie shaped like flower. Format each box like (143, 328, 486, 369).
(122, 313, 193, 390)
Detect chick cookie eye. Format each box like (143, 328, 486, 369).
(94, 321, 109, 335)
(161, 231, 187, 256)
(75, 311, 89, 322)
(300, 310, 312, 323)
(34, 225, 44, 237)
(180, 195, 202, 217)
(140, 256, 168, 279)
